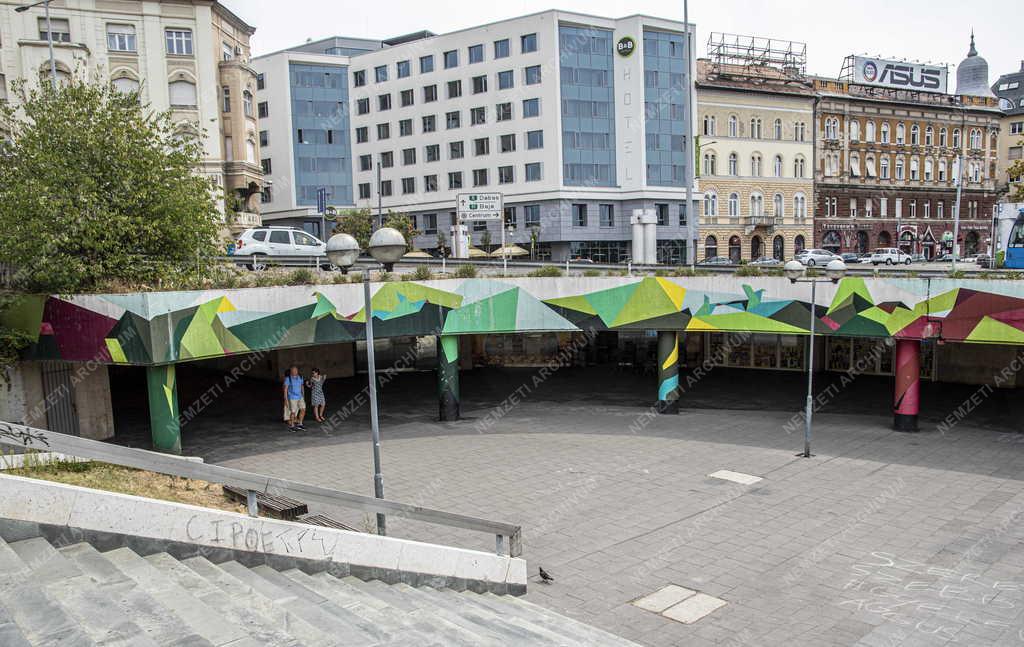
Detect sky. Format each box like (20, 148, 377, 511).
(221, 0, 1021, 82)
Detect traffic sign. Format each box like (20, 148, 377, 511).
(457, 192, 503, 220)
(316, 188, 327, 214)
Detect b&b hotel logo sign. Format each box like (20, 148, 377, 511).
(617, 36, 636, 58)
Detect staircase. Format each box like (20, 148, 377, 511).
(0, 532, 636, 647)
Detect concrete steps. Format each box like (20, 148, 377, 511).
(0, 532, 639, 646)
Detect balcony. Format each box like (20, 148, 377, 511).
(229, 211, 261, 233)
(744, 215, 779, 235)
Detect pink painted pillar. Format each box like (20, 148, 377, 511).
(893, 339, 921, 431)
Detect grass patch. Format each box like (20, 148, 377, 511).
(528, 266, 563, 277)
(7, 456, 245, 514)
(454, 264, 478, 278)
(735, 265, 763, 277)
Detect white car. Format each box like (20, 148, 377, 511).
(235, 227, 327, 270)
(869, 248, 912, 266)
(795, 249, 840, 266)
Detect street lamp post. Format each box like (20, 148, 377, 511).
(326, 228, 407, 536)
(785, 259, 847, 458)
(951, 101, 967, 272)
(16, 0, 57, 91)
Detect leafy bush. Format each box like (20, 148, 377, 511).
(331, 272, 349, 284)
(348, 272, 363, 283)
(454, 264, 478, 278)
(583, 269, 601, 277)
(528, 266, 563, 277)
(736, 265, 762, 277)
(379, 271, 394, 282)
(947, 270, 966, 279)
(412, 265, 433, 281)
(286, 269, 315, 285)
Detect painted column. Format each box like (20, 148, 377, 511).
(146, 364, 181, 454)
(893, 339, 921, 432)
(438, 335, 460, 421)
(656, 331, 680, 414)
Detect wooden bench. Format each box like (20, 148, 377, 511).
(222, 485, 308, 520)
(299, 513, 359, 533)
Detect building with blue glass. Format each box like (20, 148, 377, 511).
(256, 13, 699, 261)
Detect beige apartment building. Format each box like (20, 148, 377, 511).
(695, 36, 815, 263)
(993, 61, 1024, 197)
(0, 0, 261, 231)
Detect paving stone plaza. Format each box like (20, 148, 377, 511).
(141, 367, 1024, 647)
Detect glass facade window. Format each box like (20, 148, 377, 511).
(420, 55, 434, 73)
(573, 203, 588, 227)
(524, 205, 541, 226)
(359, 154, 372, 171)
(472, 75, 487, 94)
(165, 29, 192, 55)
(396, 60, 410, 78)
(498, 70, 514, 90)
(498, 165, 514, 183)
(355, 127, 367, 143)
(500, 134, 516, 152)
(559, 26, 615, 187)
(426, 144, 440, 162)
(474, 137, 489, 156)
(471, 106, 486, 125)
(290, 62, 352, 207)
(380, 151, 393, 167)
(356, 98, 369, 115)
(400, 89, 414, 107)
(358, 183, 370, 199)
(600, 204, 614, 227)
(424, 84, 437, 102)
(525, 65, 542, 85)
(525, 162, 541, 181)
(375, 65, 388, 82)
(643, 29, 688, 187)
(107, 24, 136, 52)
(473, 169, 488, 186)
(448, 172, 463, 189)
(444, 50, 458, 69)
(521, 33, 537, 53)
(402, 148, 416, 165)
(496, 102, 512, 121)
(656, 203, 668, 225)
(422, 115, 436, 132)
(378, 94, 391, 111)
(523, 98, 540, 118)
(570, 240, 630, 263)
(379, 180, 392, 196)
(424, 175, 438, 192)
(446, 111, 461, 129)
(447, 80, 462, 98)
(377, 123, 390, 139)
(469, 44, 484, 64)
(353, 70, 366, 87)
(494, 39, 510, 58)
(527, 130, 544, 149)
(449, 141, 464, 159)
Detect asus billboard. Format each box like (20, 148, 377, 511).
(853, 56, 948, 94)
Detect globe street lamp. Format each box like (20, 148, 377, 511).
(325, 228, 407, 535)
(785, 258, 847, 458)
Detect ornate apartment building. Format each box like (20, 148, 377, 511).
(0, 0, 261, 231)
(993, 61, 1024, 196)
(695, 36, 815, 263)
(813, 37, 1002, 258)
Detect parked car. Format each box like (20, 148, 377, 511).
(750, 256, 782, 266)
(859, 254, 874, 264)
(698, 256, 733, 266)
(869, 248, 912, 266)
(909, 253, 927, 263)
(975, 254, 993, 268)
(235, 227, 328, 270)
(796, 249, 840, 266)
(840, 253, 862, 264)
(935, 253, 954, 262)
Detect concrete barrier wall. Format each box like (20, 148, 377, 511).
(0, 474, 527, 593)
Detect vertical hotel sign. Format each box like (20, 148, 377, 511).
(615, 25, 642, 187)
(852, 56, 948, 94)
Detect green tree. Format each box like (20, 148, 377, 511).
(332, 208, 374, 248)
(436, 229, 448, 257)
(481, 230, 492, 252)
(383, 211, 421, 248)
(1008, 139, 1024, 201)
(0, 78, 221, 293)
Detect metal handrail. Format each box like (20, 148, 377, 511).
(0, 422, 522, 557)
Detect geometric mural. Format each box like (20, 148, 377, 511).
(7, 275, 1024, 366)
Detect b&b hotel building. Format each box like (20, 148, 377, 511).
(813, 35, 1002, 258)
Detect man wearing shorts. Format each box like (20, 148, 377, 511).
(283, 365, 306, 431)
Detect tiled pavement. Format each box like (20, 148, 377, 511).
(119, 368, 1024, 646)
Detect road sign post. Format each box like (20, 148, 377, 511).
(456, 193, 503, 261)
(316, 188, 328, 246)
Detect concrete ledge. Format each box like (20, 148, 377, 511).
(0, 474, 527, 595)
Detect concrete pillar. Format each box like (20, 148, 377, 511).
(146, 364, 181, 454)
(893, 339, 920, 432)
(73, 365, 114, 441)
(438, 335, 460, 421)
(656, 331, 681, 414)
(631, 210, 645, 264)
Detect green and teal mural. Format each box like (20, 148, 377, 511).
(9, 276, 1024, 367)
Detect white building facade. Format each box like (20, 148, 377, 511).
(257, 11, 700, 262)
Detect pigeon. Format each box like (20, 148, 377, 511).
(539, 566, 554, 584)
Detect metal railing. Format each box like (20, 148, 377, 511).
(0, 422, 522, 557)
